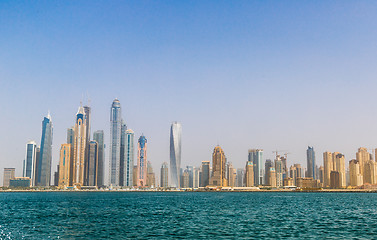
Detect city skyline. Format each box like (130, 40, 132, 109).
(2, 2, 377, 184)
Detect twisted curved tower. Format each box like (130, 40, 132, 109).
(170, 122, 182, 188)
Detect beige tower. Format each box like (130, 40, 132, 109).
(349, 159, 363, 187)
(72, 106, 87, 187)
(269, 167, 276, 188)
(245, 161, 254, 187)
(209, 146, 227, 187)
(356, 147, 370, 180)
(58, 144, 71, 188)
(334, 153, 346, 188)
(323, 152, 333, 187)
(227, 163, 236, 187)
(364, 160, 376, 184)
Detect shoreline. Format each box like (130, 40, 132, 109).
(1, 189, 377, 193)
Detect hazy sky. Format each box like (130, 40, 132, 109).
(1, 1, 377, 185)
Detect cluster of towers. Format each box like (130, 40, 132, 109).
(58, 105, 105, 188)
(22, 114, 53, 187)
(16, 100, 377, 190)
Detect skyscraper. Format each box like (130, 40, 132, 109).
(119, 120, 127, 186)
(307, 146, 316, 179)
(86, 141, 98, 186)
(323, 152, 333, 187)
(334, 153, 346, 188)
(93, 130, 105, 187)
(160, 162, 169, 188)
(83, 105, 91, 186)
(123, 129, 134, 187)
(136, 135, 147, 187)
(227, 162, 236, 187)
(245, 161, 254, 187)
(349, 160, 363, 187)
(23, 141, 37, 186)
(200, 161, 210, 187)
(146, 161, 155, 187)
(265, 159, 273, 186)
(193, 167, 200, 188)
(356, 147, 371, 184)
(36, 113, 53, 186)
(67, 127, 74, 144)
(248, 149, 263, 186)
(72, 106, 87, 187)
(110, 99, 122, 187)
(275, 156, 283, 187)
(209, 146, 227, 187)
(170, 122, 182, 188)
(58, 144, 71, 188)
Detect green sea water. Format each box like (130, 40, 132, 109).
(1, 192, 377, 239)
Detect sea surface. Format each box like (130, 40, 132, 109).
(1, 192, 377, 239)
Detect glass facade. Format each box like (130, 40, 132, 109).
(248, 149, 264, 186)
(124, 129, 134, 187)
(24, 141, 37, 186)
(307, 146, 316, 179)
(110, 99, 122, 186)
(36, 114, 53, 186)
(93, 130, 105, 187)
(170, 122, 182, 188)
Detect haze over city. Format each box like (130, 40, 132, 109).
(2, 1, 377, 184)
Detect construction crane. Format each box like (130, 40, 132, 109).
(272, 150, 287, 159)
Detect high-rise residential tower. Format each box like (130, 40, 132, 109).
(334, 153, 346, 188)
(307, 146, 316, 179)
(248, 149, 263, 186)
(170, 122, 182, 188)
(349, 159, 363, 187)
(110, 99, 123, 187)
(93, 130, 105, 187)
(83, 105, 91, 186)
(209, 146, 227, 187)
(58, 144, 71, 188)
(123, 129, 134, 187)
(356, 147, 371, 183)
(245, 161, 254, 187)
(275, 156, 283, 187)
(119, 120, 127, 186)
(136, 135, 148, 187)
(86, 141, 98, 186)
(323, 152, 333, 187)
(160, 162, 169, 188)
(36, 113, 53, 186)
(201, 161, 210, 187)
(72, 106, 87, 187)
(23, 141, 37, 186)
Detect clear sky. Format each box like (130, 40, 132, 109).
(1, 1, 377, 185)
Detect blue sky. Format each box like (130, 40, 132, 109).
(1, 1, 377, 184)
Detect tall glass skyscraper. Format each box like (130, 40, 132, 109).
(123, 129, 134, 187)
(170, 122, 182, 188)
(110, 99, 122, 186)
(307, 146, 316, 179)
(248, 149, 264, 186)
(36, 113, 53, 186)
(137, 135, 147, 187)
(93, 130, 104, 187)
(23, 141, 37, 186)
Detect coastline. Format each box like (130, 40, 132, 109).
(1, 189, 377, 193)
